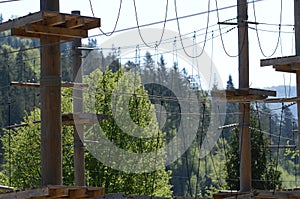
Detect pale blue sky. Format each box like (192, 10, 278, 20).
(0, 0, 296, 90)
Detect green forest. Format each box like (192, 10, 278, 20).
(0, 26, 299, 197)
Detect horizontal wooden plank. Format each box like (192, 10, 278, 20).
(225, 95, 267, 102)
(63, 82, 89, 88)
(247, 88, 276, 97)
(11, 27, 41, 38)
(48, 186, 68, 197)
(87, 187, 105, 198)
(0, 186, 104, 199)
(261, 55, 300, 66)
(68, 188, 87, 198)
(267, 145, 296, 149)
(0, 11, 44, 32)
(0, 185, 14, 191)
(62, 113, 108, 126)
(264, 96, 300, 103)
(254, 189, 300, 199)
(64, 17, 85, 29)
(273, 63, 300, 73)
(11, 27, 71, 41)
(82, 18, 101, 30)
(25, 24, 88, 38)
(212, 88, 276, 98)
(218, 123, 239, 130)
(0, 187, 49, 199)
(43, 14, 65, 26)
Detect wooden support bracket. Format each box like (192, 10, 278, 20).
(25, 24, 87, 38)
(261, 55, 300, 73)
(211, 88, 276, 103)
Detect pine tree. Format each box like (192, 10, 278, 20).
(225, 108, 282, 190)
(223, 75, 239, 141)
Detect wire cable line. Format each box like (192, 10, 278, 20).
(0, 0, 21, 3)
(133, 0, 169, 48)
(88, 0, 123, 37)
(174, 0, 210, 58)
(215, 0, 240, 58)
(252, 0, 283, 57)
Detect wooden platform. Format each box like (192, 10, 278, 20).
(11, 81, 89, 88)
(0, 11, 100, 40)
(0, 185, 104, 199)
(214, 189, 300, 199)
(261, 55, 300, 73)
(213, 190, 249, 199)
(253, 189, 300, 199)
(211, 88, 276, 102)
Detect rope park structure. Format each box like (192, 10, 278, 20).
(0, 0, 300, 198)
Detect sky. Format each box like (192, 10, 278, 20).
(0, 0, 296, 91)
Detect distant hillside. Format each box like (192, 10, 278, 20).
(264, 85, 297, 119)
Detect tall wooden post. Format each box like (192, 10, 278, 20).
(72, 10, 85, 186)
(40, 0, 62, 185)
(238, 0, 251, 192)
(294, 0, 300, 180)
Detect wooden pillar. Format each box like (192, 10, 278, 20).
(295, 0, 300, 179)
(238, 0, 251, 192)
(72, 10, 85, 186)
(40, 0, 62, 185)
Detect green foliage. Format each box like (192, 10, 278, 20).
(1, 107, 75, 188)
(84, 68, 172, 197)
(225, 116, 282, 190)
(1, 68, 172, 197)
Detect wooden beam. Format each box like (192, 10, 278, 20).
(267, 145, 297, 149)
(68, 188, 87, 198)
(246, 88, 276, 96)
(0, 186, 105, 199)
(0, 12, 44, 32)
(62, 82, 88, 88)
(0, 186, 49, 199)
(254, 189, 300, 198)
(214, 95, 267, 103)
(43, 14, 65, 26)
(218, 123, 239, 130)
(272, 63, 300, 73)
(11, 27, 71, 41)
(48, 186, 68, 197)
(0, 185, 14, 192)
(82, 18, 101, 30)
(4, 120, 41, 129)
(25, 24, 88, 38)
(261, 55, 300, 66)
(212, 88, 276, 98)
(62, 113, 108, 126)
(87, 187, 105, 198)
(65, 17, 85, 29)
(11, 27, 41, 38)
(264, 96, 300, 103)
